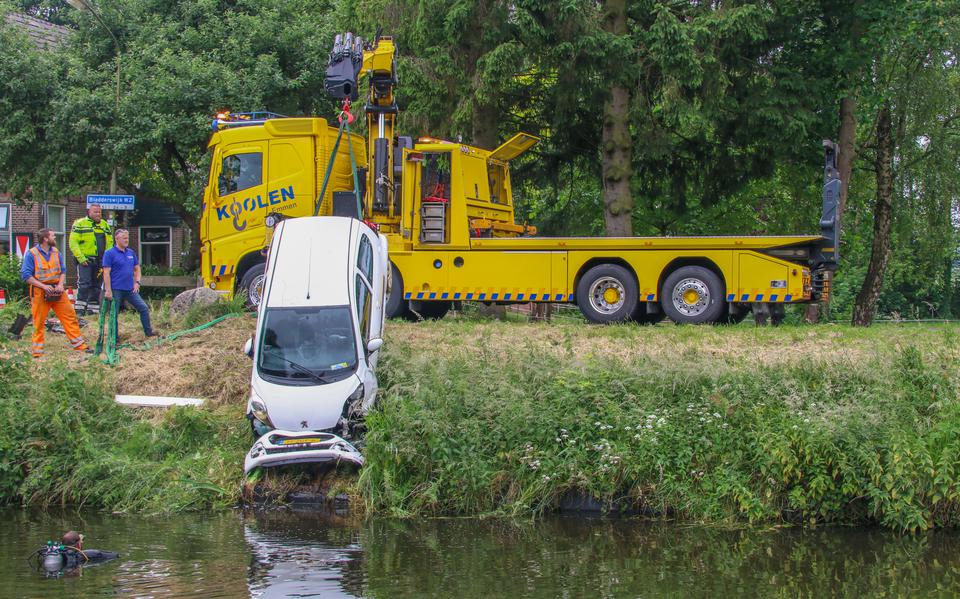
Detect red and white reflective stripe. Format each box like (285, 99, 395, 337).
(67, 288, 76, 304)
(0, 289, 5, 308)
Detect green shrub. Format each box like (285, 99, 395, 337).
(0, 253, 26, 300)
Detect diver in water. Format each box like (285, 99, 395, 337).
(31, 531, 120, 576)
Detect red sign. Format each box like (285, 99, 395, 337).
(13, 233, 31, 259)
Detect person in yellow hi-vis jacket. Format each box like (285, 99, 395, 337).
(21, 228, 89, 358)
(69, 204, 113, 315)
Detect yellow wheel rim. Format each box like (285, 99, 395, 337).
(603, 287, 621, 304)
(683, 289, 700, 305)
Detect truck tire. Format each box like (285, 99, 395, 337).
(385, 263, 411, 319)
(576, 264, 639, 324)
(661, 266, 725, 324)
(239, 263, 266, 309)
(415, 301, 450, 320)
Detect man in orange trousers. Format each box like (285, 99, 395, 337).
(20, 228, 89, 358)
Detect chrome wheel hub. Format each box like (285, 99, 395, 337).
(589, 276, 626, 314)
(672, 278, 710, 317)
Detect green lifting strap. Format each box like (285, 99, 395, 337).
(93, 298, 119, 365)
(92, 297, 245, 366)
(313, 108, 363, 218)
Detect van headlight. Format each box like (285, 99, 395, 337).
(250, 394, 273, 428)
(347, 384, 364, 403)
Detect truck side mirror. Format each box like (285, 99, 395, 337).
(366, 338, 383, 353)
(244, 337, 254, 359)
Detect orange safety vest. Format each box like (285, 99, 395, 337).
(29, 246, 63, 284)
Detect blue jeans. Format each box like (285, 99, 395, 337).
(111, 290, 154, 339)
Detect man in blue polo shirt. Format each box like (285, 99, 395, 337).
(102, 228, 158, 340)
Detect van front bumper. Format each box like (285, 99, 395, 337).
(244, 429, 364, 474)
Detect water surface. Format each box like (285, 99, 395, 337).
(4, 508, 960, 598)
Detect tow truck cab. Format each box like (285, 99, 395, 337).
(200, 113, 367, 302)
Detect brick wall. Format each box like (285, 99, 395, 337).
(4, 194, 189, 283)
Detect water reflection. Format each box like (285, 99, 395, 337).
(245, 509, 366, 598)
(5, 508, 960, 598)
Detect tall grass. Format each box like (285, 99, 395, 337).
(362, 322, 960, 530)
(0, 347, 249, 512)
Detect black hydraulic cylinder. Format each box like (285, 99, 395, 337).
(817, 140, 841, 269)
(373, 137, 390, 212)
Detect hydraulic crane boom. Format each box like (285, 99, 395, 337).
(325, 32, 399, 225)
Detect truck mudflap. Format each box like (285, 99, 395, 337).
(244, 430, 364, 474)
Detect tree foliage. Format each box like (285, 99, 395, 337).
(0, 0, 957, 318)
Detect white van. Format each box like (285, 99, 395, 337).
(243, 216, 388, 473)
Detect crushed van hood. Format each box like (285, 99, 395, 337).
(252, 373, 361, 431)
(245, 429, 364, 474)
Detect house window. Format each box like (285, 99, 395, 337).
(46, 204, 66, 253)
(0, 203, 9, 255)
(139, 226, 171, 267)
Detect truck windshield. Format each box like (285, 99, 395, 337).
(257, 306, 357, 384)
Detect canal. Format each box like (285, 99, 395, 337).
(4, 508, 959, 597)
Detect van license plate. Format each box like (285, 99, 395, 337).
(279, 437, 324, 446)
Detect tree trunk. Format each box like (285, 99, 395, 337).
(471, 99, 500, 149)
(837, 95, 858, 216)
(601, 0, 632, 237)
(852, 103, 894, 326)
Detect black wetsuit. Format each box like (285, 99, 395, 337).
(40, 547, 120, 574)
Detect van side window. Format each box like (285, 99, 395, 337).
(357, 235, 374, 281)
(355, 273, 372, 342)
(219, 152, 262, 196)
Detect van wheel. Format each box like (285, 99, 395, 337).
(239, 263, 266, 309)
(416, 301, 450, 320)
(385, 263, 411, 319)
(576, 264, 638, 324)
(661, 266, 725, 324)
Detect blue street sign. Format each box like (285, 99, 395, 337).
(86, 194, 136, 210)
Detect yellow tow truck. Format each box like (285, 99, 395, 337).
(200, 32, 840, 324)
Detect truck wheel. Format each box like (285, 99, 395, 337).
(576, 264, 639, 324)
(661, 266, 725, 324)
(415, 301, 450, 320)
(239, 263, 267, 309)
(385, 263, 411, 319)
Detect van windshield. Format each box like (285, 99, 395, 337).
(257, 306, 357, 384)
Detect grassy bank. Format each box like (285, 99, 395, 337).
(363, 320, 960, 530)
(0, 298, 253, 512)
(1, 301, 959, 529)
